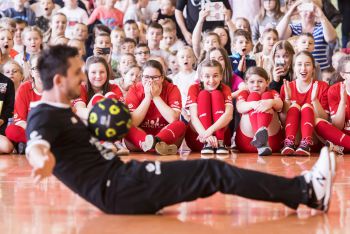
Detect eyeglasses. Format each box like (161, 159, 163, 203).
(142, 75, 162, 81)
(135, 51, 150, 55)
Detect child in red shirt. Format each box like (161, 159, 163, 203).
(236, 67, 283, 156)
(186, 60, 233, 156)
(280, 51, 329, 156)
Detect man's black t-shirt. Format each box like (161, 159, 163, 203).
(176, 0, 231, 32)
(26, 102, 124, 212)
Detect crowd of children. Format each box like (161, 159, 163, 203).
(0, 0, 350, 157)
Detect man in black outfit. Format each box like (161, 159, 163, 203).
(26, 45, 335, 214)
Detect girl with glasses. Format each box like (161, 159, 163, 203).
(124, 60, 186, 155)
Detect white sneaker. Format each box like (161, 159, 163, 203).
(114, 141, 130, 155)
(140, 135, 155, 152)
(304, 147, 333, 212)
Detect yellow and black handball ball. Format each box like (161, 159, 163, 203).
(88, 98, 132, 141)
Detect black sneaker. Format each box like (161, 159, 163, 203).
(201, 143, 215, 155)
(216, 140, 229, 158)
(304, 147, 333, 212)
(251, 127, 268, 148)
(281, 137, 296, 155)
(17, 142, 27, 155)
(295, 137, 313, 156)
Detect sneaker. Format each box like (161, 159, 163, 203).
(140, 135, 155, 152)
(216, 140, 229, 155)
(304, 147, 333, 212)
(326, 141, 344, 156)
(295, 138, 313, 156)
(114, 141, 130, 156)
(201, 143, 215, 155)
(155, 141, 178, 155)
(281, 137, 295, 155)
(251, 127, 268, 148)
(257, 145, 272, 156)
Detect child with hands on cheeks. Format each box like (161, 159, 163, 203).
(125, 60, 186, 155)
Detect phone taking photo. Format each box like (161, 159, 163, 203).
(276, 58, 285, 67)
(298, 3, 314, 12)
(100, 47, 110, 55)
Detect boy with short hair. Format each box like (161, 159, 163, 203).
(160, 27, 184, 53)
(58, 0, 88, 39)
(229, 29, 256, 78)
(13, 19, 27, 54)
(120, 38, 136, 55)
(146, 22, 169, 60)
(134, 43, 150, 67)
(2, 0, 36, 26)
(35, 0, 56, 32)
(88, 0, 124, 30)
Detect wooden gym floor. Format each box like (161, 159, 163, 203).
(1, 152, 350, 234)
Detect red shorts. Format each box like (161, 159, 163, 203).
(235, 126, 284, 153)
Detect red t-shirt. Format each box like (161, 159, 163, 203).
(73, 83, 124, 106)
(185, 83, 233, 108)
(237, 89, 280, 102)
(328, 82, 350, 132)
(13, 81, 42, 124)
(88, 6, 124, 29)
(126, 80, 181, 134)
(280, 80, 329, 111)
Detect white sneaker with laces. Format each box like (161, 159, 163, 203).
(304, 147, 333, 212)
(140, 135, 155, 152)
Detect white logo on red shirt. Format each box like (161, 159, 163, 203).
(142, 118, 162, 128)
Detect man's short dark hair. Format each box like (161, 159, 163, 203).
(38, 45, 79, 91)
(147, 22, 163, 34)
(124, 19, 137, 26)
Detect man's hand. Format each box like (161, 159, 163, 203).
(27, 145, 56, 184)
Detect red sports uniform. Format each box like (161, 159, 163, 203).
(235, 90, 283, 153)
(5, 81, 42, 143)
(125, 80, 186, 149)
(185, 83, 232, 151)
(280, 80, 329, 109)
(280, 80, 329, 154)
(73, 83, 124, 106)
(315, 82, 350, 152)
